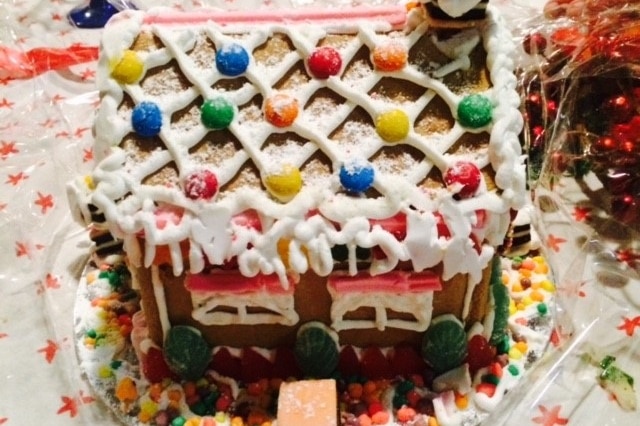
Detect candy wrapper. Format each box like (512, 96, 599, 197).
(503, 0, 640, 422)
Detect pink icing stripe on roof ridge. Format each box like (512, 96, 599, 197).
(142, 5, 408, 28)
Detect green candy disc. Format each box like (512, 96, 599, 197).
(421, 315, 468, 373)
(294, 322, 339, 378)
(201, 97, 235, 129)
(489, 256, 511, 346)
(164, 325, 211, 381)
(457, 94, 493, 128)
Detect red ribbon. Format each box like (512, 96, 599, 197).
(0, 43, 99, 80)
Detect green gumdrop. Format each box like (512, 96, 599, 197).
(201, 97, 235, 129)
(294, 322, 339, 378)
(421, 315, 468, 373)
(488, 256, 510, 346)
(457, 94, 493, 128)
(164, 325, 211, 381)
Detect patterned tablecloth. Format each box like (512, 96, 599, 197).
(0, 0, 638, 425)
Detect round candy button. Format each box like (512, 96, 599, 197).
(307, 46, 342, 79)
(201, 97, 235, 129)
(376, 109, 410, 142)
(264, 93, 299, 128)
(339, 159, 375, 193)
(457, 94, 493, 128)
(111, 50, 144, 84)
(184, 169, 219, 200)
(264, 164, 303, 202)
(372, 41, 408, 72)
(132, 101, 162, 137)
(215, 43, 250, 76)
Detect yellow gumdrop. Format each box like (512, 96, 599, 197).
(264, 164, 303, 202)
(111, 50, 144, 84)
(376, 109, 410, 142)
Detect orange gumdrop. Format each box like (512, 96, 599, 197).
(264, 93, 299, 127)
(372, 41, 408, 72)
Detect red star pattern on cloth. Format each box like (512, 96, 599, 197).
(572, 205, 591, 222)
(37, 273, 61, 294)
(0, 141, 19, 159)
(74, 127, 90, 138)
(37, 339, 60, 363)
(0, 98, 15, 108)
(83, 147, 93, 162)
(80, 68, 95, 81)
(55, 130, 70, 138)
(56, 391, 95, 418)
(51, 94, 66, 104)
(6, 171, 28, 186)
(39, 118, 59, 128)
(531, 404, 569, 426)
(616, 316, 640, 337)
(545, 234, 567, 252)
(15, 241, 45, 258)
(35, 192, 54, 214)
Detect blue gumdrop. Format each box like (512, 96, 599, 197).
(339, 160, 375, 193)
(131, 101, 162, 137)
(215, 43, 250, 76)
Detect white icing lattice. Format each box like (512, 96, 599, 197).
(91, 6, 525, 288)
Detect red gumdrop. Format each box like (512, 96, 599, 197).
(443, 161, 482, 199)
(307, 46, 342, 79)
(465, 334, 496, 374)
(389, 345, 427, 377)
(241, 348, 273, 383)
(143, 347, 176, 383)
(184, 169, 218, 200)
(338, 345, 362, 378)
(272, 347, 302, 379)
(360, 347, 392, 380)
(210, 347, 242, 379)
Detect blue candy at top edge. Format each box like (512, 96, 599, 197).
(215, 43, 250, 77)
(339, 160, 375, 193)
(132, 101, 162, 137)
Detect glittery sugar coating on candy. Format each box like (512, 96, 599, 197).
(110, 50, 144, 84)
(457, 94, 493, 128)
(264, 93, 299, 127)
(215, 43, 250, 76)
(444, 160, 482, 198)
(372, 41, 408, 72)
(184, 169, 219, 200)
(263, 164, 303, 202)
(375, 109, 410, 142)
(339, 159, 375, 193)
(132, 101, 162, 137)
(307, 46, 342, 79)
(201, 97, 235, 129)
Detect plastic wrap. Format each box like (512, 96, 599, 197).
(0, 0, 637, 425)
(505, 0, 640, 423)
